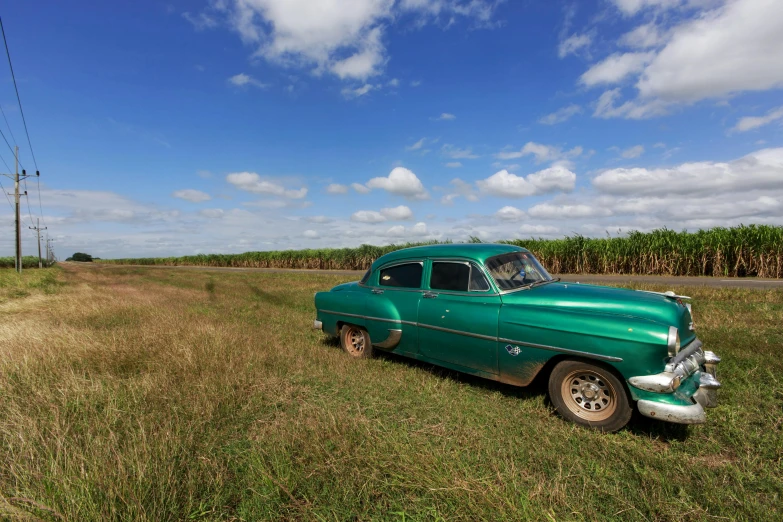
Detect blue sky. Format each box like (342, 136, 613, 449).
(1, 0, 782, 258)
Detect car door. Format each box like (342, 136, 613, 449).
(363, 260, 423, 355)
(417, 260, 501, 375)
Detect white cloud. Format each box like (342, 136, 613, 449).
(593, 88, 669, 119)
(341, 83, 376, 99)
(441, 178, 478, 205)
(637, 0, 783, 102)
(592, 147, 783, 196)
(445, 162, 462, 168)
(477, 166, 576, 198)
(303, 229, 319, 239)
(519, 224, 559, 235)
(435, 112, 456, 121)
(228, 73, 268, 88)
(172, 189, 211, 203)
(528, 203, 612, 219)
(608, 0, 682, 16)
(351, 210, 386, 223)
(734, 106, 783, 132)
(351, 182, 371, 194)
(580, 52, 655, 87)
(307, 215, 333, 223)
(182, 11, 218, 30)
(410, 80, 422, 87)
(495, 206, 527, 221)
(558, 33, 592, 58)
(384, 221, 428, 238)
(349, 206, 414, 224)
(330, 27, 385, 80)
(388, 78, 400, 87)
(442, 144, 479, 159)
(226, 172, 307, 199)
(211, 0, 499, 82)
(407, 137, 426, 151)
(620, 145, 645, 158)
(365, 167, 429, 199)
(495, 142, 582, 163)
(199, 208, 225, 219)
(539, 104, 582, 125)
(326, 183, 349, 194)
(380, 205, 413, 220)
(619, 22, 664, 49)
(411, 222, 427, 235)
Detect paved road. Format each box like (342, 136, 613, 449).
(90, 263, 783, 289)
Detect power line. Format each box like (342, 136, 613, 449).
(0, 104, 17, 147)
(0, 16, 46, 230)
(0, 17, 38, 171)
(0, 126, 22, 169)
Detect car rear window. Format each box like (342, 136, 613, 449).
(379, 263, 423, 288)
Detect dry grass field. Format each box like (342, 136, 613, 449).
(0, 264, 781, 521)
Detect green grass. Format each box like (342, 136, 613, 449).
(97, 224, 783, 278)
(0, 264, 781, 521)
(0, 266, 61, 302)
(0, 256, 54, 269)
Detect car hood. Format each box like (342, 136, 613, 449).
(501, 281, 693, 334)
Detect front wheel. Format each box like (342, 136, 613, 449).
(548, 359, 632, 432)
(339, 325, 374, 359)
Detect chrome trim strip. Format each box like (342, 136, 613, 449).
(498, 337, 623, 362)
(318, 309, 416, 326)
(318, 309, 622, 362)
(373, 329, 402, 349)
(418, 322, 498, 342)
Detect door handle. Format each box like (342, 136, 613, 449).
(372, 289, 384, 294)
(422, 292, 438, 299)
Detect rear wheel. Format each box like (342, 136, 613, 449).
(340, 325, 374, 359)
(548, 359, 632, 432)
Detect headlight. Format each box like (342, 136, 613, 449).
(667, 326, 680, 357)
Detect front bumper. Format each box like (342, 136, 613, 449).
(629, 339, 721, 425)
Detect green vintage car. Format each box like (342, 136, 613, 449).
(313, 244, 721, 432)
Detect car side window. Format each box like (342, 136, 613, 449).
(430, 262, 470, 291)
(379, 262, 423, 288)
(469, 264, 491, 292)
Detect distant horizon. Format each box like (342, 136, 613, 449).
(1, 0, 782, 259)
(86, 223, 778, 261)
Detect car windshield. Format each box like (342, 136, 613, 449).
(485, 252, 553, 291)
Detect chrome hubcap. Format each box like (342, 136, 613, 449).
(345, 328, 364, 355)
(561, 369, 617, 421)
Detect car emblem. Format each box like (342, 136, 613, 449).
(505, 344, 521, 356)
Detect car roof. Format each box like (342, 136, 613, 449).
(371, 243, 528, 269)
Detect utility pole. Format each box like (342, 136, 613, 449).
(2, 146, 37, 273)
(29, 217, 46, 268)
(46, 237, 55, 265)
